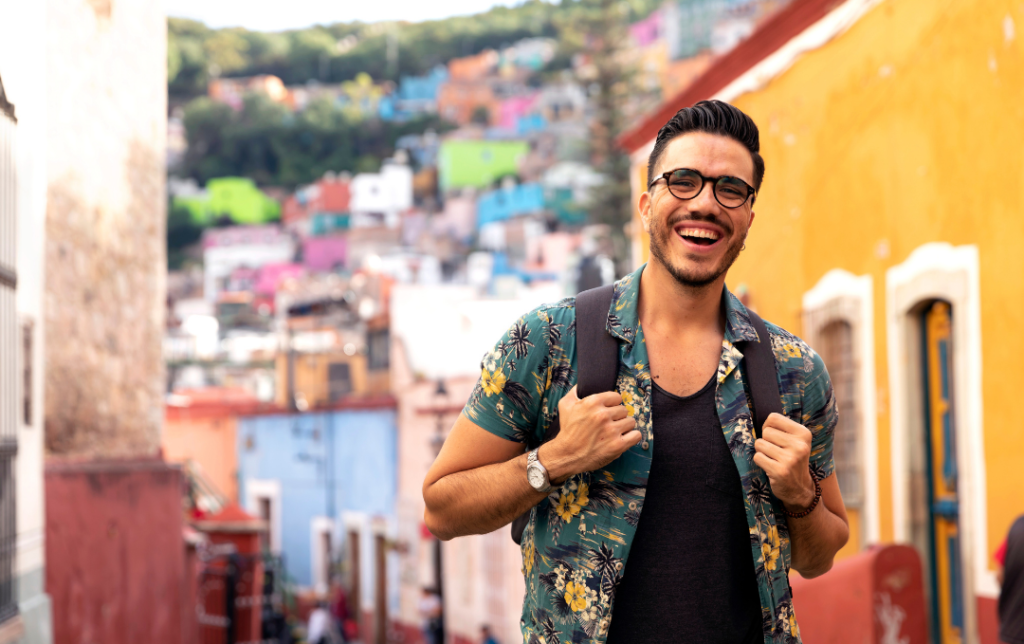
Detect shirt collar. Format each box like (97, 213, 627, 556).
(606, 263, 760, 345)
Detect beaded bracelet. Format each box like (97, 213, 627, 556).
(782, 471, 822, 519)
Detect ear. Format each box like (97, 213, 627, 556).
(748, 209, 756, 229)
(638, 189, 653, 234)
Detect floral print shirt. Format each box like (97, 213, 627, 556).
(462, 264, 838, 644)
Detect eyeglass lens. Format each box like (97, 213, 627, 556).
(666, 169, 749, 208)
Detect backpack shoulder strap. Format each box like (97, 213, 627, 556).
(529, 284, 617, 448)
(575, 284, 618, 398)
(739, 309, 783, 440)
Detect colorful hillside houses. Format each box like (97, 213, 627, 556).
(379, 66, 449, 121)
(438, 139, 529, 192)
(619, 0, 1021, 640)
(475, 182, 545, 228)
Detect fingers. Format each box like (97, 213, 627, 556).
(606, 404, 630, 422)
(587, 390, 627, 408)
(763, 412, 809, 436)
(753, 438, 786, 462)
(619, 429, 642, 448)
(752, 451, 781, 476)
(610, 415, 637, 434)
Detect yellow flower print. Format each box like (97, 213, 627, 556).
(788, 610, 799, 637)
(621, 391, 636, 417)
(564, 581, 588, 612)
(781, 342, 802, 359)
(555, 492, 579, 522)
(523, 541, 535, 575)
(574, 483, 589, 510)
(761, 525, 781, 572)
(481, 368, 506, 396)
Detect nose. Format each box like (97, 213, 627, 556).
(687, 179, 720, 213)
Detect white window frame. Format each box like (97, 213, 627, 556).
(245, 479, 282, 555)
(802, 269, 879, 545)
(885, 242, 990, 640)
(311, 516, 335, 594)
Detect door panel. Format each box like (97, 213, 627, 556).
(922, 302, 963, 644)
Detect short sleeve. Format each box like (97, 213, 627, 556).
(802, 349, 838, 480)
(462, 310, 550, 444)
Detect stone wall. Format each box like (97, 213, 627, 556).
(44, 0, 167, 456)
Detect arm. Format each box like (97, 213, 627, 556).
(754, 413, 849, 578)
(423, 386, 639, 541)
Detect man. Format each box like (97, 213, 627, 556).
(997, 514, 1024, 643)
(418, 586, 443, 644)
(423, 100, 849, 643)
(480, 624, 500, 644)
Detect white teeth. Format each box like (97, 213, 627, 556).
(678, 227, 720, 241)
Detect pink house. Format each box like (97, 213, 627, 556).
(629, 9, 662, 48)
(302, 235, 348, 273)
(254, 263, 305, 297)
(496, 93, 539, 130)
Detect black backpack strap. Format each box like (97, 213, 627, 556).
(575, 284, 619, 398)
(512, 284, 618, 544)
(738, 309, 783, 440)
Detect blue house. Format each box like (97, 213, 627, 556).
(380, 66, 449, 122)
(476, 183, 546, 228)
(236, 404, 398, 592)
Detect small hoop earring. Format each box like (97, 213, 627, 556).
(741, 243, 747, 251)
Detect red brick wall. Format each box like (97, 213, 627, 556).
(45, 459, 186, 644)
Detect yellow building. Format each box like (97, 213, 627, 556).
(620, 0, 1023, 641)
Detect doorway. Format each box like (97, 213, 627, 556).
(918, 301, 964, 644)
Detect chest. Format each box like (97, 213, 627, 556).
(643, 327, 724, 397)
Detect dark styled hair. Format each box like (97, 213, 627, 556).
(646, 99, 765, 196)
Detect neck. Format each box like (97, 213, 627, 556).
(638, 260, 726, 335)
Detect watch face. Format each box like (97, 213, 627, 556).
(527, 466, 546, 490)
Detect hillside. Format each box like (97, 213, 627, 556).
(168, 0, 660, 99)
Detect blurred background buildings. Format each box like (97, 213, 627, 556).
(0, 0, 1021, 643)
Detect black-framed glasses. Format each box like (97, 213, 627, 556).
(648, 168, 755, 209)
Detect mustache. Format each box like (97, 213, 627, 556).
(665, 212, 733, 235)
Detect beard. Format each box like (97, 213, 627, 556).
(648, 214, 747, 291)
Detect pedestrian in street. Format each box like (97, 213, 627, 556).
(480, 624, 499, 644)
(307, 598, 342, 644)
(997, 514, 1024, 644)
(423, 100, 849, 643)
(418, 586, 443, 644)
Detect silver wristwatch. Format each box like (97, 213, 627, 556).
(526, 448, 552, 493)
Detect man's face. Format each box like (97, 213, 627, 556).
(639, 131, 756, 290)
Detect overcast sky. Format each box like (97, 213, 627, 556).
(165, 0, 529, 30)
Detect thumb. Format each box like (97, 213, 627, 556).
(561, 384, 580, 405)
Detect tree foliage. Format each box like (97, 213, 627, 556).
(177, 93, 454, 188)
(168, 0, 662, 99)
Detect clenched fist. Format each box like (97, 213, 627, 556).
(539, 385, 641, 483)
(752, 412, 816, 511)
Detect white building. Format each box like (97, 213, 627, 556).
(0, 3, 54, 642)
(389, 281, 562, 644)
(202, 225, 296, 303)
(349, 158, 413, 229)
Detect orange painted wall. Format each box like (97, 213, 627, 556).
(163, 413, 239, 503)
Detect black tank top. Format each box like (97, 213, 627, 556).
(605, 375, 763, 643)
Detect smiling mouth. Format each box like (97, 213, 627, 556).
(676, 226, 722, 246)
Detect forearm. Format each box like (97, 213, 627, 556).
(787, 502, 849, 578)
(423, 452, 550, 541)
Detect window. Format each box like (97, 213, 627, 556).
(816, 320, 862, 506)
(328, 363, 352, 401)
(22, 322, 31, 426)
(0, 76, 18, 625)
(367, 329, 389, 371)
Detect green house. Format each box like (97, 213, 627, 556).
(438, 140, 530, 192)
(172, 177, 281, 226)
